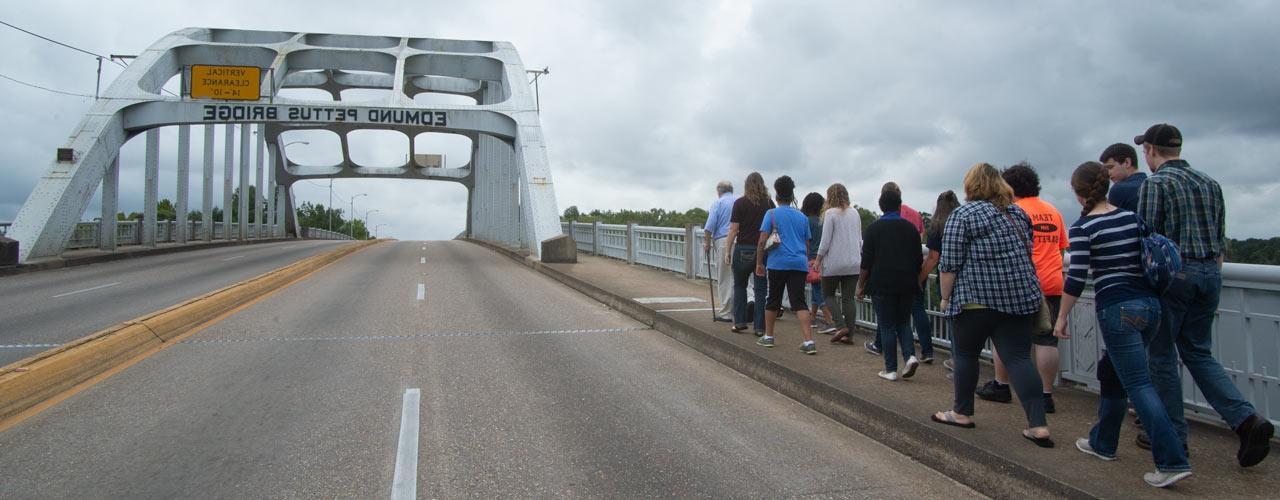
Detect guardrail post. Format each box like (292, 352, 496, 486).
(684, 223, 696, 278)
(592, 221, 602, 256)
(626, 223, 637, 264)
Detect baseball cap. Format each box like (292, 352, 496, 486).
(1134, 123, 1183, 148)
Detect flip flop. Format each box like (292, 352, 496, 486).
(931, 411, 975, 429)
(1023, 429, 1055, 448)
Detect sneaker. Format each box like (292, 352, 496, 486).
(800, 342, 817, 355)
(1043, 393, 1056, 414)
(1135, 432, 1190, 457)
(756, 336, 774, 348)
(878, 371, 899, 381)
(920, 355, 934, 364)
(902, 356, 920, 379)
(975, 380, 1012, 403)
(864, 341, 882, 355)
(1143, 471, 1192, 488)
(754, 330, 765, 337)
(1236, 414, 1275, 467)
(1075, 438, 1116, 461)
(818, 325, 839, 335)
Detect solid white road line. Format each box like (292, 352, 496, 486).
(419, 257, 425, 264)
(391, 388, 421, 500)
(416, 284, 425, 301)
(222, 254, 246, 261)
(51, 282, 121, 298)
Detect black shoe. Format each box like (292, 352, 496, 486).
(1136, 432, 1190, 457)
(1043, 393, 1056, 414)
(1236, 414, 1274, 467)
(975, 380, 1012, 403)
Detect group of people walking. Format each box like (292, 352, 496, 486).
(701, 123, 1273, 488)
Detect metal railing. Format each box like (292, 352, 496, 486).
(60, 221, 282, 249)
(563, 221, 1280, 427)
(300, 227, 355, 240)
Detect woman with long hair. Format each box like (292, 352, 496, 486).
(801, 192, 835, 332)
(919, 190, 959, 362)
(723, 172, 774, 335)
(814, 183, 861, 344)
(1054, 162, 1191, 488)
(930, 163, 1051, 447)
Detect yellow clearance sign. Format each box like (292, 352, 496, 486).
(190, 65, 261, 100)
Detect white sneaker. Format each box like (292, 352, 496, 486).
(878, 371, 899, 381)
(1143, 470, 1191, 488)
(902, 356, 920, 379)
(818, 325, 839, 334)
(1074, 438, 1116, 461)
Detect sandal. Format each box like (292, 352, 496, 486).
(829, 328, 850, 344)
(931, 410, 975, 429)
(1022, 429, 1055, 448)
(731, 324, 748, 333)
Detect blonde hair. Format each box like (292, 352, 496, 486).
(963, 162, 1013, 208)
(824, 183, 850, 211)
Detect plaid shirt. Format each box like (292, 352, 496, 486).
(1135, 160, 1225, 260)
(939, 201, 1042, 317)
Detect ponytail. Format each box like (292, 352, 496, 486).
(1072, 162, 1111, 217)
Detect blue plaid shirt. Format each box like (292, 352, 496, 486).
(1135, 160, 1225, 260)
(939, 201, 1042, 318)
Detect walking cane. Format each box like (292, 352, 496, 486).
(706, 245, 719, 321)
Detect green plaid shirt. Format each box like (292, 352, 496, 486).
(1135, 160, 1225, 260)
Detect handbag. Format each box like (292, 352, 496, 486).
(999, 208, 1053, 333)
(806, 260, 821, 284)
(764, 230, 780, 253)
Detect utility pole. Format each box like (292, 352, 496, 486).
(349, 193, 367, 238)
(526, 67, 549, 113)
(328, 178, 333, 232)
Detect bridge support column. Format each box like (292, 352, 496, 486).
(142, 129, 159, 248)
(222, 124, 233, 241)
(202, 125, 214, 242)
(268, 142, 279, 238)
(99, 156, 118, 251)
(238, 125, 250, 241)
(255, 125, 265, 239)
(176, 125, 190, 244)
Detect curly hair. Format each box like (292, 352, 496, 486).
(774, 175, 796, 203)
(1001, 161, 1041, 198)
(743, 172, 770, 205)
(824, 183, 850, 211)
(963, 163, 1013, 208)
(801, 192, 824, 216)
(1071, 161, 1111, 218)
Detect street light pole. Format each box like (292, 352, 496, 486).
(364, 209, 380, 240)
(374, 223, 386, 239)
(349, 193, 367, 238)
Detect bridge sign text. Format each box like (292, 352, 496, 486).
(190, 65, 261, 101)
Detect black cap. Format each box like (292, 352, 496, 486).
(1134, 123, 1182, 148)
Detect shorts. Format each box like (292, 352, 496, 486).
(765, 269, 808, 312)
(1032, 295, 1062, 347)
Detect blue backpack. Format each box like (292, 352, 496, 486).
(1138, 219, 1183, 294)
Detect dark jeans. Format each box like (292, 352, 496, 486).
(911, 289, 934, 358)
(951, 308, 1047, 428)
(1090, 297, 1190, 472)
(821, 275, 857, 329)
(873, 293, 914, 372)
(1149, 259, 1255, 440)
(732, 244, 767, 332)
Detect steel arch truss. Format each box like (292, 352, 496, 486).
(9, 28, 560, 262)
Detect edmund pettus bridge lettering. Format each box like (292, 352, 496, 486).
(201, 104, 448, 127)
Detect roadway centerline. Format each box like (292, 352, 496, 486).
(391, 388, 421, 500)
(416, 284, 425, 301)
(51, 282, 121, 298)
(222, 255, 246, 261)
(419, 257, 425, 264)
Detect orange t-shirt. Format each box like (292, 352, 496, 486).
(1015, 197, 1068, 296)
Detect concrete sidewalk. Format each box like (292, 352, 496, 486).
(469, 239, 1278, 499)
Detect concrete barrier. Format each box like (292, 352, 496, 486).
(0, 239, 382, 427)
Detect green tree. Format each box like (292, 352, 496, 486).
(296, 202, 345, 231)
(156, 199, 177, 221)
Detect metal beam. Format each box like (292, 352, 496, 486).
(98, 156, 118, 251)
(255, 124, 265, 238)
(238, 125, 250, 240)
(202, 125, 213, 242)
(176, 124, 190, 244)
(222, 124, 233, 241)
(142, 128, 159, 247)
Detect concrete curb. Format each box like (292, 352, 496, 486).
(0, 239, 382, 425)
(465, 238, 1095, 500)
(0, 237, 301, 277)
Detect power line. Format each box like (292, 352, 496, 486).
(0, 19, 109, 59)
(0, 72, 94, 98)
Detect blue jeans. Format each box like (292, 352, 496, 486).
(1091, 297, 1190, 472)
(732, 244, 767, 332)
(1149, 259, 1256, 440)
(810, 281, 825, 309)
(873, 293, 914, 372)
(911, 289, 934, 358)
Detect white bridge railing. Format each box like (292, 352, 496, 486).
(563, 221, 1279, 427)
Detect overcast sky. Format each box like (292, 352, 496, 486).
(3, 0, 1278, 241)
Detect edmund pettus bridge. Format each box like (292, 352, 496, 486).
(0, 28, 1275, 499)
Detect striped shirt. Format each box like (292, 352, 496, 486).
(1135, 160, 1224, 260)
(1064, 209, 1155, 309)
(939, 201, 1042, 317)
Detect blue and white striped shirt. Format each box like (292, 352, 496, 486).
(1064, 209, 1156, 309)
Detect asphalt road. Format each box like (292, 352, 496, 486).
(0, 240, 985, 499)
(0, 239, 350, 367)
